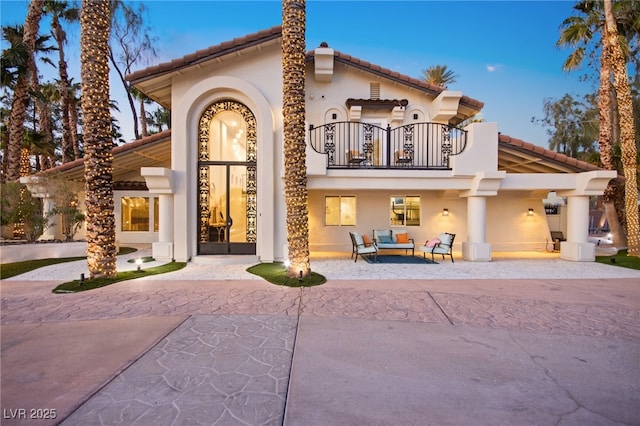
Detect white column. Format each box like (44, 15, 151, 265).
(39, 197, 59, 240)
(158, 194, 174, 244)
(462, 196, 492, 261)
(560, 195, 594, 261)
(141, 167, 175, 261)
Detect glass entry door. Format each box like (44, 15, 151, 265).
(197, 100, 257, 255)
(199, 164, 255, 254)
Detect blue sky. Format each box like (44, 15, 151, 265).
(1, 0, 595, 148)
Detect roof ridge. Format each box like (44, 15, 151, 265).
(126, 26, 282, 83)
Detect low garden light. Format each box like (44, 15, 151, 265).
(135, 258, 143, 272)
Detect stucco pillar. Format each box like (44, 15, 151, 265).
(40, 197, 59, 240)
(556, 170, 617, 261)
(19, 176, 60, 240)
(141, 167, 174, 261)
(462, 196, 492, 261)
(560, 195, 594, 261)
(461, 171, 505, 261)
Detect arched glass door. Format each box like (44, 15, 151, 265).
(198, 100, 257, 255)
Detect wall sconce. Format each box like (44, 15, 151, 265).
(528, 208, 534, 216)
(442, 208, 449, 216)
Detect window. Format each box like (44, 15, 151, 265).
(121, 197, 150, 231)
(154, 197, 159, 232)
(390, 196, 420, 226)
(325, 196, 356, 226)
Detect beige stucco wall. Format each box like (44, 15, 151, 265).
(152, 41, 611, 262)
(308, 190, 552, 253)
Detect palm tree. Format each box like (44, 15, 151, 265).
(81, 0, 116, 278)
(421, 65, 457, 88)
(557, 0, 630, 247)
(147, 106, 170, 133)
(45, 0, 79, 163)
(131, 87, 152, 137)
(6, 0, 44, 182)
(603, 0, 639, 257)
(67, 79, 82, 158)
(282, 0, 310, 278)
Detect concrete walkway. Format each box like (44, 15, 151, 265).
(1, 251, 639, 425)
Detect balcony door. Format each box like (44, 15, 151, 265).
(198, 100, 257, 255)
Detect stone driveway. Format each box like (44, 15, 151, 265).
(1, 254, 639, 425)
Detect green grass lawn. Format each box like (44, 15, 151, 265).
(52, 261, 187, 293)
(247, 262, 326, 287)
(1, 246, 138, 280)
(1, 256, 87, 279)
(595, 249, 640, 270)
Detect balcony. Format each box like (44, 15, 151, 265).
(308, 121, 467, 170)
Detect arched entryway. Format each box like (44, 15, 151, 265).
(197, 100, 257, 255)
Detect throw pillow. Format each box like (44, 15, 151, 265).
(425, 238, 441, 248)
(362, 234, 372, 247)
(396, 233, 409, 243)
(378, 235, 392, 244)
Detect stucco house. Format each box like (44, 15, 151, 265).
(29, 25, 615, 264)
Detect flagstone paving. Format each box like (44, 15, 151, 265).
(1, 254, 639, 425)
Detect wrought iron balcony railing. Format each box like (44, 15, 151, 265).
(309, 122, 467, 169)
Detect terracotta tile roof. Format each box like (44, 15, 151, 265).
(498, 133, 602, 173)
(126, 24, 484, 115)
(43, 130, 172, 174)
(315, 50, 484, 112)
(126, 26, 283, 83)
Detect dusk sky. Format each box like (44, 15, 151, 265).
(1, 0, 596, 147)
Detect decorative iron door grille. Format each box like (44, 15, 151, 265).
(198, 100, 257, 255)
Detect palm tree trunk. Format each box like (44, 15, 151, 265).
(597, 30, 626, 247)
(69, 84, 81, 158)
(604, 0, 639, 257)
(52, 13, 74, 163)
(140, 97, 148, 137)
(282, 0, 310, 278)
(81, 0, 117, 278)
(6, 0, 43, 182)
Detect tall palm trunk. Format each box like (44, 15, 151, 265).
(51, 12, 74, 162)
(6, 0, 43, 182)
(597, 32, 626, 246)
(282, 0, 310, 278)
(604, 0, 639, 257)
(81, 0, 116, 278)
(139, 97, 148, 137)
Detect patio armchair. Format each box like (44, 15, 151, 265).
(346, 150, 366, 166)
(349, 231, 378, 262)
(394, 149, 413, 166)
(419, 232, 455, 262)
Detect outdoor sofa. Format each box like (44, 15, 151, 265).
(372, 229, 415, 256)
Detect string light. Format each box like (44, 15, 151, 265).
(282, 0, 311, 278)
(81, 0, 116, 278)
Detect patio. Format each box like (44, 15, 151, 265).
(4, 243, 637, 283)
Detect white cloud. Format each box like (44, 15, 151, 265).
(486, 64, 502, 72)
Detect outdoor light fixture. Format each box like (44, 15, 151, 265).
(79, 273, 84, 287)
(299, 270, 303, 282)
(442, 208, 449, 216)
(135, 258, 143, 272)
(528, 208, 534, 216)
